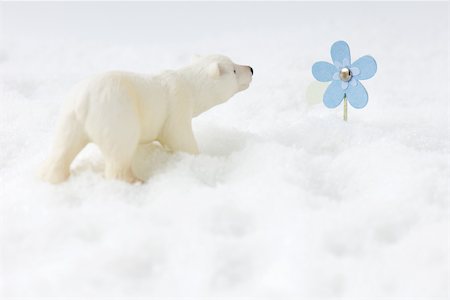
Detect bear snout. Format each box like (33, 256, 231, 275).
(249, 66, 253, 75)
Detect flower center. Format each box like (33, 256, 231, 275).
(339, 67, 352, 82)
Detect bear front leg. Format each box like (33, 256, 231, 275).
(159, 118, 199, 155)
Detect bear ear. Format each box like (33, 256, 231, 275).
(207, 62, 222, 78)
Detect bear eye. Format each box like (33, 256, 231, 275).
(233, 69, 236, 74)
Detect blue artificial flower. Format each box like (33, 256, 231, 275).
(312, 41, 377, 109)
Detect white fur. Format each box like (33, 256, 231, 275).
(39, 55, 253, 183)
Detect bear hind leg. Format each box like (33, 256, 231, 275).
(97, 129, 141, 184)
(40, 114, 88, 184)
(104, 160, 139, 183)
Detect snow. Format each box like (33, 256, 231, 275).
(0, 2, 449, 298)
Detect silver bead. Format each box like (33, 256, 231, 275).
(339, 67, 352, 82)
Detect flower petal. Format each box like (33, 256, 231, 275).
(331, 41, 351, 67)
(312, 61, 336, 82)
(350, 67, 360, 76)
(345, 80, 368, 109)
(323, 80, 345, 108)
(351, 55, 377, 80)
(341, 81, 349, 90)
(342, 58, 350, 67)
(333, 72, 339, 80)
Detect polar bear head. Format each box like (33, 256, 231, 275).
(188, 54, 253, 116)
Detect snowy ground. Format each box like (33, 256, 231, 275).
(0, 2, 449, 298)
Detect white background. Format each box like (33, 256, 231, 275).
(0, 2, 449, 298)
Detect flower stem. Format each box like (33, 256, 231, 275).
(343, 95, 348, 122)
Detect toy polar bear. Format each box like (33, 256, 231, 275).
(40, 55, 253, 183)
